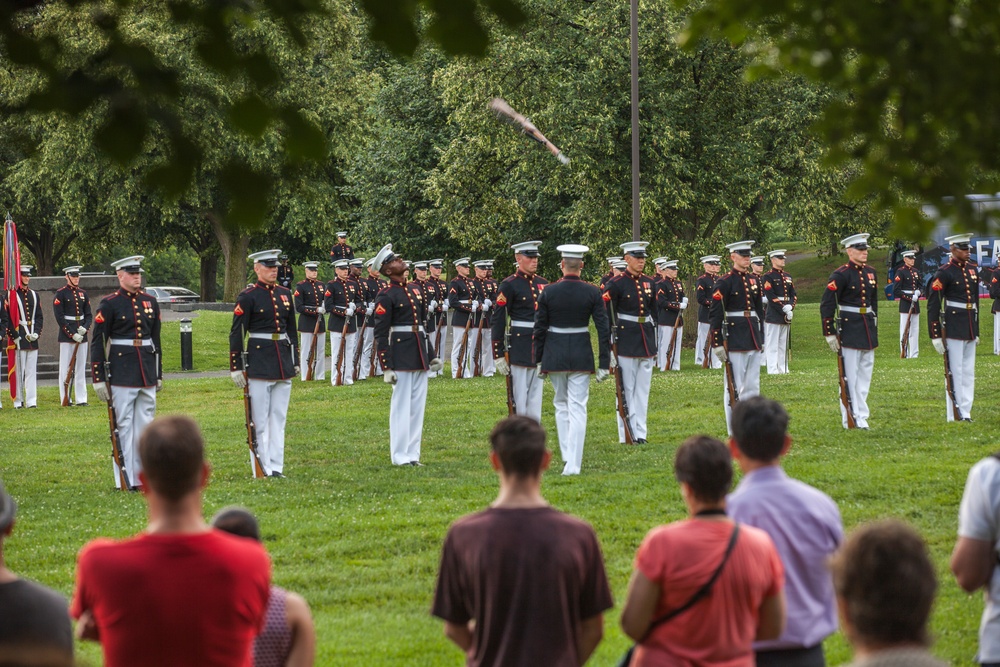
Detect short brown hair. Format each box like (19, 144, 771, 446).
(490, 416, 547, 478)
(830, 520, 936, 647)
(211, 506, 261, 542)
(674, 435, 732, 503)
(731, 396, 789, 462)
(139, 416, 205, 502)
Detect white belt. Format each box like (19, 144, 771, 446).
(510, 320, 533, 328)
(390, 326, 426, 334)
(457, 300, 470, 304)
(617, 314, 650, 324)
(838, 305, 872, 314)
(110, 338, 152, 347)
(725, 310, 759, 318)
(901, 290, 916, 295)
(64, 315, 85, 321)
(549, 326, 589, 334)
(249, 333, 289, 341)
(946, 299, 976, 310)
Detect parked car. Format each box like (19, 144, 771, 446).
(146, 286, 200, 304)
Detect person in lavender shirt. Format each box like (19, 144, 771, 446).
(728, 397, 844, 667)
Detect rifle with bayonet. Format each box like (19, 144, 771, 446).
(353, 307, 368, 379)
(900, 293, 918, 359)
(666, 312, 681, 371)
(242, 351, 268, 478)
(62, 342, 81, 406)
(609, 302, 636, 444)
(940, 319, 963, 421)
(335, 310, 349, 386)
(103, 361, 132, 490)
(504, 329, 516, 416)
(456, 307, 473, 378)
(833, 297, 857, 428)
(718, 296, 739, 408)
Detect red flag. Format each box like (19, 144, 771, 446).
(3, 214, 22, 400)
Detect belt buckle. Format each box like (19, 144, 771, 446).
(272, 333, 282, 341)
(744, 310, 751, 317)
(859, 307, 868, 314)
(133, 340, 142, 346)
(637, 316, 646, 324)
(967, 303, 975, 310)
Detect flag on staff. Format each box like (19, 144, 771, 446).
(3, 213, 22, 400)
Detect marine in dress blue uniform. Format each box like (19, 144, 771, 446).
(927, 233, 979, 421)
(277, 254, 294, 290)
(820, 234, 879, 429)
(360, 258, 387, 379)
(329, 230, 354, 262)
(709, 241, 765, 435)
(6, 265, 43, 409)
(54, 265, 93, 406)
(603, 241, 657, 444)
(425, 259, 448, 377)
(473, 260, 496, 377)
(230, 249, 298, 477)
(448, 257, 480, 378)
(893, 250, 922, 358)
(293, 261, 327, 380)
(654, 259, 686, 371)
(534, 244, 610, 475)
(325, 259, 363, 386)
(762, 249, 797, 374)
(371, 245, 443, 466)
(695, 255, 723, 368)
(491, 241, 549, 421)
(91, 256, 162, 489)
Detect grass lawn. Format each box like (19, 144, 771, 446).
(2, 302, 995, 666)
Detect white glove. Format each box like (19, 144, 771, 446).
(595, 368, 609, 383)
(825, 335, 840, 352)
(156, 379, 163, 392)
(26, 333, 38, 342)
(231, 371, 247, 388)
(932, 338, 945, 355)
(429, 300, 438, 311)
(782, 304, 793, 315)
(912, 290, 921, 300)
(495, 357, 509, 376)
(294, 365, 300, 376)
(317, 304, 326, 315)
(94, 383, 110, 403)
(72, 333, 84, 343)
(762, 295, 769, 304)
(366, 304, 374, 316)
(785, 310, 793, 322)
(712, 346, 727, 363)
(383, 370, 398, 385)
(429, 358, 443, 373)
(483, 299, 492, 309)
(77, 326, 87, 336)
(609, 355, 618, 371)
(536, 362, 546, 376)
(443, 299, 450, 312)
(470, 301, 480, 312)
(345, 303, 357, 317)
(680, 298, 688, 310)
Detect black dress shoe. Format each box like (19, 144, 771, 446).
(635, 438, 647, 444)
(409, 461, 424, 467)
(270, 471, 285, 478)
(75, 403, 88, 407)
(961, 417, 974, 422)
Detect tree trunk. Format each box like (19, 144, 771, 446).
(209, 215, 251, 302)
(22, 228, 55, 276)
(198, 252, 219, 302)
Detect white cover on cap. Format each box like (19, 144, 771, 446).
(840, 233, 870, 248)
(302, 261, 319, 269)
(332, 259, 350, 268)
(663, 260, 679, 269)
(350, 258, 364, 265)
(901, 250, 916, 258)
(652, 256, 668, 266)
(111, 255, 145, 271)
(700, 255, 721, 263)
(371, 244, 395, 272)
(248, 249, 281, 263)
(557, 244, 589, 259)
(620, 241, 650, 254)
(613, 260, 627, 269)
(453, 257, 470, 266)
(19, 264, 33, 274)
(606, 256, 622, 265)
(945, 233, 974, 245)
(725, 240, 755, 253)
(768, 249, 786, 258)
(511, 241, 542, 254)
(413, 261, 428, 268)
(62, 265, 83, 274)
(429, 258, 443, 265)
(751, 256, 764, 263)
(336, 231, 348, 237)
(473, 260, 491, 268)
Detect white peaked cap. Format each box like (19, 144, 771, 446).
(557, 244, 589, 259)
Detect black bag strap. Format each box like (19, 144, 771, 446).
(640, 523, 741, 640)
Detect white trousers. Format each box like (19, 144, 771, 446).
(330, 331, 357, 385)
(358, 326, 375, 379)
(764, 323, 790, 374)
(248, 379, 291, 474)
(945, 338, 976, 421)
(111, 385, 156, 489)
(994, 313, 1000, 355)
(481, 329, 495, 376)
(549, 372, 591, 475)
(657, 325, 682, 371)
(723, 351, 762, 435)
(451, 325, 478, 378)
(511, 364, 543, 421)
(899, 312, 919, 358)
(59, 342, 89, 405)
(13, 350, 38, 408)
(696, 322, 721, 368)
(299, 332, 327, 380)
(839, 348, 874, 428)
(390, 371, 428, 465)
(616, 357, 653, 442)
(429, 322, 446, 378)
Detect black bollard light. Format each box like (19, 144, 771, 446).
(180, 318, 193, 371)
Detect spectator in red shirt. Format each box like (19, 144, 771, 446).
(71, 416, 271, 667)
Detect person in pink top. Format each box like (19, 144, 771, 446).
(71, 416, 271, 667)
(620, 435, 786, 667)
